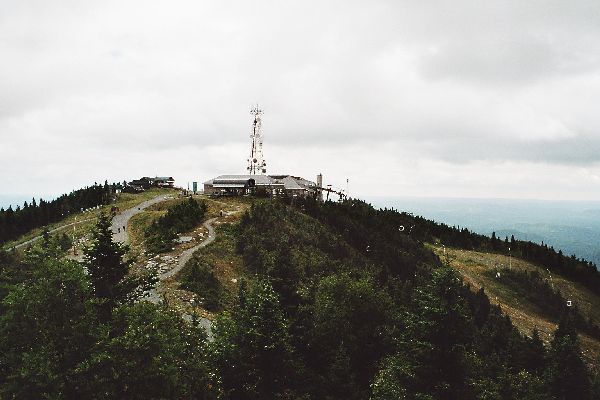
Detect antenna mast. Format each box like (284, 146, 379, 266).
(247, 105, 267, 175)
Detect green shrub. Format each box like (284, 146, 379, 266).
(180, 255, 222, 311)
(145, 198, 207, 253)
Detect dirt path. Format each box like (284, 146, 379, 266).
(146, 217, 219, 338)
(142, 205, 247, 339)
(10, 194, 171, 251)
(145, 217, 217, 303)
(111, 194, 172, 244)
(12, 218, 95, 250)
(160, 217, 218, 280)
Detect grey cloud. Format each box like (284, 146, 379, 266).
(2, 0, 600, 198)
(418, 36, 560, 85)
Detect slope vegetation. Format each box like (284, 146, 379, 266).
(2, 194, 599, 399)
(432, 245, 600, 370)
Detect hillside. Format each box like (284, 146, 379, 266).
(369, 196, 600, 268)
(1, 192, 599, 399)
(431, 245, 600, 370)
(1, 187, 171, 252)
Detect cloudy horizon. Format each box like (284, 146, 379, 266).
(2, 0, 600, 203)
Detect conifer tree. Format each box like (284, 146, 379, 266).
(211, 279, 298, 399)
(84, 213, 129, 302)
(526, 328, 547, 374)
(547, 313, 591, 400)
(84, 213, 156, 315)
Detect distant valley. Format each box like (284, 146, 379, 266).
(367, 196, 600, 269)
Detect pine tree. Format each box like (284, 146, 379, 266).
(526, 328, 547, 374)
(84, 213, 156, 315)
(211, 279, 298, 399)
(84, 213, 129, 301)
(547, 313, 591, 400)
(74, 302, 214, 399)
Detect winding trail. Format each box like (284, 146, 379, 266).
(9, 194, 171, 251)
(111, 194, 171, 244)
(143, 216, 220, 338)
(160, 217, 218, 280)
(107, 194, 214, 335)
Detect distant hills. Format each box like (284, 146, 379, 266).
(368, 196, 600, 269)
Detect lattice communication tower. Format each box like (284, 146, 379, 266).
(247, 105, 267, 174)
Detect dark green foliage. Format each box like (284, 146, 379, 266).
(547, 314, 592, 400)
(211, 279, 299, 399)
(180, 255, 223, 311)
(237, 201, 364, 311)
(74, 302, 214, 400)
(352, 197, 600, 296)
(0, 182, 115, 246)
(490, 268, 600, 339)
(385, 267, 475, 399)
(290, 197, 439, 282)
(1, 196, 597, 399)
(507, 370, 551, 400)
(225, 199, 599, 399)
(146, 197, 207, 253)
(42, 227, 51, 248)
(0, 252, 100, 399)
(0, 243, 215, 399)
(0, 248, 23, 302)
(84, 213, 157, 313)
(517, 328, 547, 375)
(371, 355, 414, 400)
(56, 232, 73, 251)
(306, 273, 395, 398)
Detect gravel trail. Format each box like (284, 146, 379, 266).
(111, 194, 171, 243)
(142, 216, 219, 338)
(160, 217, 217, 280)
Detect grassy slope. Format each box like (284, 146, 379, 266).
(169, 196, 251, 316)
(2, 188, 172, 251)
(126, 195, 251, 317)
(429, 244, 600, 370)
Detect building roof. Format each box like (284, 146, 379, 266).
(281, 176, 303, 190)
(204, 174, 317, 191)
(204, 174, 274, 188)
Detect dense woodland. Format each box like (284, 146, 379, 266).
(0, 182, 116, 246)
(0, 196, 599, 398)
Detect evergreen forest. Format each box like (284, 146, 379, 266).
(0, 182, 116, 246)
(0, 196, 599, 399)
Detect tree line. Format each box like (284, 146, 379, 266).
(0, 181, 116, 246)
(338, 200, 600, 297)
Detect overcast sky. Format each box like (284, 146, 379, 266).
(2, 0, 600, 202)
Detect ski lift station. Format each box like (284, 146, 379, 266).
(203, 106, 345, 200)
(203, 174, 322, 198)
